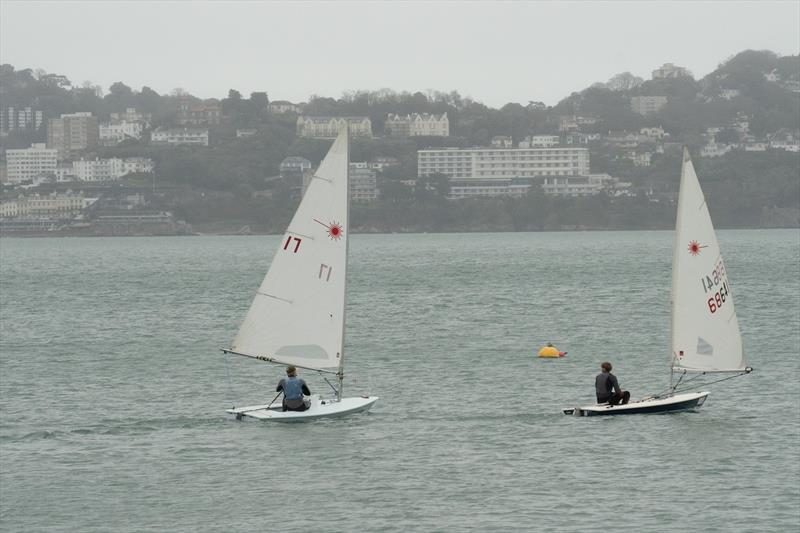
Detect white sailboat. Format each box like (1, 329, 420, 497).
(223, 128, 378, 421)
(565, 148, 751, 416)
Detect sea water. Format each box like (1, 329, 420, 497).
(1, 230, 798, 532)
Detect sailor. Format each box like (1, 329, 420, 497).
(595, 361, 630, 405)
(276, 366, 311, 411)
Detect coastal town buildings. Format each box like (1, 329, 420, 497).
(177, 97, 221, 126)
(268, 101, 303, 114)
(518, 135, 560, 148)
(5, 143, 58, 184)
(279, 156, 312, 177)
(296, 116, 372, 138)
(0, 191, 96, 218)
(99, 121, 143, 145)
(651, 63, 692, 79)
(542, 174, 631, 197)
(1, 106, 44, 134)
(417, 146, 590, 181)
(385, 113, 449, 137)
(236, 129, 257, 138)
(47, 112, 99, 156)
(491, 136, 513, 148)
(110, 108, 151, 125)
(72, 157, 154, 181)
(630, 96, 668, 116)
(150, 127, 209, 146)
(349, 162, 378, 201)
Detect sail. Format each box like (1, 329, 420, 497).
(670, 148, 745, 372)
(230, 129, 349, 371)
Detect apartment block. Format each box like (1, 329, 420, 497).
(417, 147, 590, 181)
(296, 116, 372, 138)
(5, 143, 58, 183)
(47, 112, 99, 156)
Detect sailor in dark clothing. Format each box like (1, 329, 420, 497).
(276, 366, 311, 411)
(595, 361, 630, 405)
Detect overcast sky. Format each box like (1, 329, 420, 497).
(2, 1, 798, 107)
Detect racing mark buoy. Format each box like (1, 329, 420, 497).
(538, 345, 567, 358)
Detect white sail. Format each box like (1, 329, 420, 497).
(670, 148, 745, 372)
(230, 129, 349, 371)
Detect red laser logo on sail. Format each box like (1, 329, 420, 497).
(314, 219, 344, 241)
(688, 240, 707, 256)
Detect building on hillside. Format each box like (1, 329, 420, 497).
(110, 108, 151, 125)
(54, 164, 77, 182)
(368, 156, 400, 171)
(279, 156, 312, 178)
(640, 126, 666, 139)
(0, 191, 96, 218)
(385, 113, 449, 137)
(349, 162, 378, 201)
(296, 116, 372, 138)
(5, 143, 58, 184)
(268, 101, 303, 114)
(236, 129, 257, 138)
(700, 143, 732, 158)
(47, 112, 99, 156)
(418, 146, 590, 181)
(1, 106, 45, 134)
(72, 157, 154, 181)
(652, 63, 692, 79)
(630, 96, 667, 116)
(150, 127, 209, 146)
(491, 135, 513, 148)
(768, 129, 800, 152)
(542, 173, 631, 197)
(518, 135, 560, 148)
(447, 181, 531, 200)
(177, 97, 221, 125)
(99, 121, 143, 145)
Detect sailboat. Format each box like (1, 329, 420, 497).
(223, 128, 378, 421)
(564, 148, 751, 416)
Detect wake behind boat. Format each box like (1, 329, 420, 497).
(564, 148, 751, 417)
(222, 128, 378, 421)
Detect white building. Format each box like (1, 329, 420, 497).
(110, 108, 151, 125)
(150, 127, 209, 146)
(236, 129, 257, 138)
(268, 101, 303, 114)
(640, 126, 666, 139)
(418, 147, 590, 181)
(279, 156, 312, 177)
(700, 143, 732, 158)
(518, 135, 559, 148)
(349, 162, 378, 201)
(99, 121, 143, 145)
(386, 113, 449, 137)
(491, 136, 513, 148)
(296, 116, 372, 138)
(630, 96, 668, 115)
(1, 106, 44, 133)
(72, 157, 154, 181)
(652, 63, 692, 79)
(5, 143, 58, 184)
(447, 182, 531, 200)
(542, 174, 630, 197)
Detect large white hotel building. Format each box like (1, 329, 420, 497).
(418, 146, 590, 181)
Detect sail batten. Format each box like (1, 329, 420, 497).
(670, 148, 745, 373)
(230, 130, 350, 371)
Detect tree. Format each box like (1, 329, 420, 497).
(228, 89, 242, 101)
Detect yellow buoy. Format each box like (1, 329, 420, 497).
(538, 345, 565, 358)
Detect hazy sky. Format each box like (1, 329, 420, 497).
(2, 1, 798, 107)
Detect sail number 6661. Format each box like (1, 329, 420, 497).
(707, 282, 729, 314)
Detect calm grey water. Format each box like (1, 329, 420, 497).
(1, 231, 798, 532)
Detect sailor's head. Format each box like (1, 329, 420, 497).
(286, 366, 297, 377)
(601, 362, 612, 373)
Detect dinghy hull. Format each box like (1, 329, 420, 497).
(563, 391, 708, 417)
(226, 395, 378, 422)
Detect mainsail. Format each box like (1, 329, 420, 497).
(230, 129, 349, 371)
(670, 148, 745, 372)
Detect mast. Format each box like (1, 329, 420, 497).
(669, 147, 690, 392)
(337, 125, 350, 401)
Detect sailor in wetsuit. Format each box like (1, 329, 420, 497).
(276, 366, 311, 411)
(595, 361, 630, 405)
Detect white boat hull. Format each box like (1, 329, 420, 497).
(226, 395, 378, 422)
(563, 391, 709, 417)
